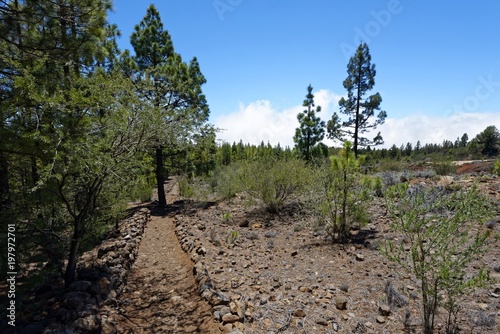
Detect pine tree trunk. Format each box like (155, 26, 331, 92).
(156, 147, 167, 207)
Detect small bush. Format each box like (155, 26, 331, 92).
(241, 158, 312, 213)
(360, 175, 384, 197)
(494, 156, 500, 176)
(377, 159, 404, 172)
(470, 311, 496, 328)
(220, 211, 233, 224)
(411, 169, 437, 179)
(227, 230, 240, 244)
(380, 171, 400, 187)
(382, 184, 493, 334)
(209, 164, 243, 201)
(431, 159, 456, 176)
(178, 176, 194, 199)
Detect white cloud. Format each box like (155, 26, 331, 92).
(214, 91, 500, 149)
(214, 89, 343, 147)
(376, 112, 500, 148)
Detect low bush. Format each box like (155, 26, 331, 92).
(241, 158, 312, 213)
(431, 158, 456, 176)
(178, 176, 194, 200)
(209, 164, 244, 201)
(382, 183, 494, 334)
(494, 155, 500, 176)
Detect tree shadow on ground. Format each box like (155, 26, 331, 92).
(299, 228, 380, 251)
(146, 199, 218, 218)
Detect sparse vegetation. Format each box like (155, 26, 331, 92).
(382, 183, 494, 334)
(210, 164, 244, 201)
(316, 141, 370, 242)
(178, 176, 194, 200)
(241, 158, 312, 213)
(220, 211, 233, 224)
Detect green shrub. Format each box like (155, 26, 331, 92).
(382, 184, 493, 334)
(178, 176, 194, 200)
(227, 230, 240, 244)
(220, 211, 233, 224)
(494, 155, 500, 176)
(360, 175, 384, 198)
(377, 158, 404, 172)
(209, 164, 244, 201)
(241, 157, 312, 213)
(431, 158, 456, 176)
(128, 173, 154, 202)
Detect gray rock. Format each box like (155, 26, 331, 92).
(335, 296, 347, 310)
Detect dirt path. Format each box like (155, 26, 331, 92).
(108, 179, 220, 333)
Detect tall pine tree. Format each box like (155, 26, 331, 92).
(327, 43, 387, 158)
(0, 0, 153, 286)
(294, 84, 325, 162)
(128, 5, 210, 207)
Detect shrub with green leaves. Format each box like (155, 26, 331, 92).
(316, 141, 370, 242)
(241, 157, 311, 213)
(431, 157, 456, 176)
(209, 164, 243, 201)
(494, 155, 500, 176)
(178, 176, 194, 200)
(382, 183, 493, 334)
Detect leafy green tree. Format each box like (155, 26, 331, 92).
(294, 84, 325, 161)
(327, 43, 387, 158)
(128, 4, 210, 207)
(0, 0, 158, 287)
(383, 184, 493, 334)
(474, 125, 500, 157)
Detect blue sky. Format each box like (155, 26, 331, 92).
(108, 0, 500, 148)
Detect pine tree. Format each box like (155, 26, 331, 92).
(128, 5, 210, 207)
(475, 125, 500, 157)
(0, 0, 154, 286)
(327, 43, 387, 158)
(294, 85, 325, 162)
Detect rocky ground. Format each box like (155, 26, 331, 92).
(173, 171, 500, 333)
(2, 165, 499, 334)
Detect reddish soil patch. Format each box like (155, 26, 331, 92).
(456, 160, 494, 174)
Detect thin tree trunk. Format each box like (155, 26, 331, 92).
(354, 65, 362, 159)
(156, 147, 167, 207)
(64, 219, 81, 287)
